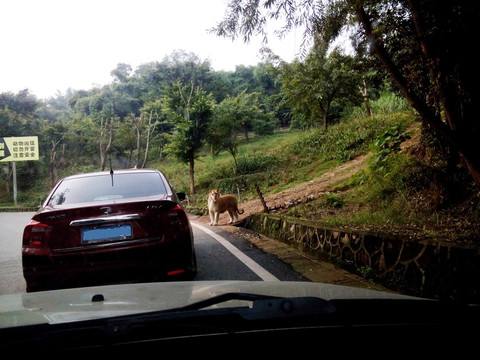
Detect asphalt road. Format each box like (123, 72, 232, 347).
(0, 212, 32, 294)
(0, 212, 310, 295)
(0, 212, 390, 296)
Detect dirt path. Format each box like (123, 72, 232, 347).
(249, 153, 371, 214)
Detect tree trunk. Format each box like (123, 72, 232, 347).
(232, 152, 238, 175)
(318, 100, 328, 130)
(244, 127, 250, 142)
(50, 139, 60, 189)
(141, 111, 154, 168)
(99, 118, 106, 171)
(359, 79, 372, 117)
(134, 115, 142, 169)
(128, 149, 133, 168)
(189, 159, 195, 195)
(461, 155, 480, 187)
(100, 117, 114, 171)
(2, 164, 11, 194)
(254, 184, 269, 212)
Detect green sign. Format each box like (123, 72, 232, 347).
(0, 136, 39, 162)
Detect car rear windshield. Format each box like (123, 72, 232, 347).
(47, 172, 168, 205)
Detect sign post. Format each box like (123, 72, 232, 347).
(0, 136, 39, 206)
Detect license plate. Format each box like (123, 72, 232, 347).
(82, 225, 132, 244)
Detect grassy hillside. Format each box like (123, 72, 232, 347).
(154, 108, 479, 243)
(155, 112, 412, 204)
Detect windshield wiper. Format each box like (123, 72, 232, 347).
(175, 292, 280, 311)
(172, 292, 336, 319)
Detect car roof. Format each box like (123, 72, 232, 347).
(61, 168, 162, 181)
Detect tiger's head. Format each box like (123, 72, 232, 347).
(209, 189, 220, 203)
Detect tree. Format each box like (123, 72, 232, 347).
(213, 0, 479, 185)
(40, 121, 68, 188)
(0, 89, 39, 117)
(162, 82, 213, 195)
(208, 90, 276, 172)
(280, 45, 361, 129)
(127, 113, 142, 169)
(115, 119, 137, 167)
(69, 86, 141, 120)
(140, 100, 173, 161)
(125, 110, 158, 169)
(235, 90, 275, 141)
(141, 110, 155, 168)
(0, 90, 40, 136)
(358, 78, 372, 117)
(99, 116, 115, 171)
(49, 139, 65, 189)
(208, 96, 243, 170)
(138, 51, 213, 100)
(111, 63, 132, 83)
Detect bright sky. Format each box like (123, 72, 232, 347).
(0, 0, 302, 99)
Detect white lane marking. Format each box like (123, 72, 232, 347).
(192, 222, 279, 281)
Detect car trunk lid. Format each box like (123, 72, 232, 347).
(29, 197, 184, 251)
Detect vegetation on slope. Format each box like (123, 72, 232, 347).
(156, 95, 478, 243)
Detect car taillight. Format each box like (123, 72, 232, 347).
(158, 204, 191, 240)
(23, 220, 52, 246)
(169, 204, 183, 212)
(167, 205, 184, 217)
(167, 269, 185, 276)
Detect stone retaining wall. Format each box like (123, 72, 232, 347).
(244, 213, 480, 303)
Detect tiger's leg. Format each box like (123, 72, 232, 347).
(227, 211, 234, 224)
(209, 209, 215, 226)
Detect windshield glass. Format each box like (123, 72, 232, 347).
(47, 172, 167, 205)
(0, 2, 477, 351)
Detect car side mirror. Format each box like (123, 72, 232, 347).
(176, 192, 186, 201)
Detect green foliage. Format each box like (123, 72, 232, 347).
(163, 83, 214, 164)
(252, 115, 277, 136)
(290, 113, 413, 164)
(207, 90, 278, 175)
(370, 92, 410, 114)
(323, 193, 344, 208)
(194, 153, 279, 193)
(370, 124, 411, 175)
(235, 154, 279, 175)
(0, 90, 41, 136)
(348, 91, 410, 119)
(279, 49, 361, 129)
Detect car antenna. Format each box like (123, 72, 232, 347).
(109, 156, 114, 187)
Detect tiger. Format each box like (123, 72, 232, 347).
(208, 189, 244, 226)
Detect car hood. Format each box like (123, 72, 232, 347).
(0, 280, 420, 328)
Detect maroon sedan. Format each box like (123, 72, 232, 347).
(22, 168, 197, 292)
